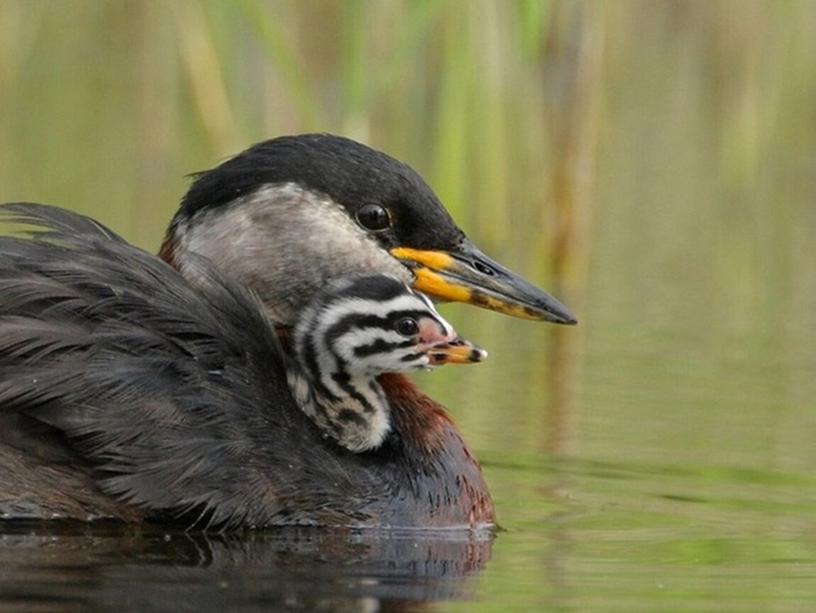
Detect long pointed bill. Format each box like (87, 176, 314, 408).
(391, 239, 578, 324)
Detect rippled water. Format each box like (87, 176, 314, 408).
(0, 524, 493, 610)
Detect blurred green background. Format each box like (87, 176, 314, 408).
(1, 0, 816, 609)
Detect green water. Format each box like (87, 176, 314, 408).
(1, 1, 815, 610)
(425, 202, 816, 608)
(430, 310, 816, 610)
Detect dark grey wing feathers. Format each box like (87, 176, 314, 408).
(0, 201, 126, 242)
(0, 203, 305, 527)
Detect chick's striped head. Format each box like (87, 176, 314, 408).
(287, 274, 486, 452)
(293, 275, 486, 380)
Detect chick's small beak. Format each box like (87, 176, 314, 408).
(428, 337, 488, 366)
(416, 318, 487, 366)
(391, 239, 577, 325)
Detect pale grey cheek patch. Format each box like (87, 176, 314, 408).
(175, 182, 411, 325)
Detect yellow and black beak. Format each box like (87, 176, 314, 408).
(391, 239, 577, 325)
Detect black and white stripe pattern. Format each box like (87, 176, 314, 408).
(287, 275, 455, 452)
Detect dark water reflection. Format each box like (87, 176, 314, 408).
(0, 523, 493, 611)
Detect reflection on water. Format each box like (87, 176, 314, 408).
(0, 523, 493, 611)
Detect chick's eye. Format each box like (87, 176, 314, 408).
(395, 317, 419, 337)
(356, 203, 391, 231)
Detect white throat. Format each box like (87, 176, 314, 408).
(285, 364, 391, 453)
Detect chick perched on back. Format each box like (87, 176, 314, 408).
(286, 275, 486, 452)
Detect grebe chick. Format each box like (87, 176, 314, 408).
(286, 275, 486, 452)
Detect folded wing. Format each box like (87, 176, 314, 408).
(0, 203, 378, 527)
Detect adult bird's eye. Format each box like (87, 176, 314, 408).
(395, 317, 419, 337)
(356, 203, 391, 232)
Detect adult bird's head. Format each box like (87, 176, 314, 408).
(161, 133, 577, 326)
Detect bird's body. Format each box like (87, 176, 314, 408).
(0, 207, 490, 527)
(0, 134, 575, 529)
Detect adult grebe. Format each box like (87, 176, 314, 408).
(0, 134, 574, 528)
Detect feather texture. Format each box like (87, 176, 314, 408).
(0, 203, 494, 529)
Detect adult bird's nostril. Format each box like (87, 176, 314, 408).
(472, 259, 496, 276)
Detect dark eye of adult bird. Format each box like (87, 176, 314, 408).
(0, 133, 575, 529)
(355, 203, 391, 231)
